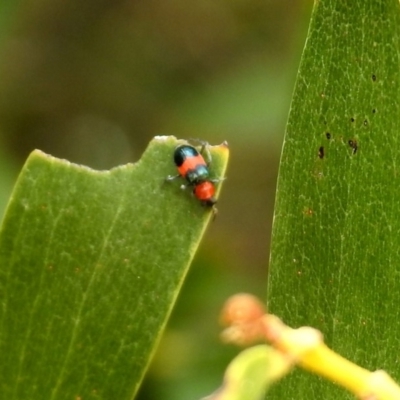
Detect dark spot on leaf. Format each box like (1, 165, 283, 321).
(363, 119, 368, 126)
(372, 74, 377, 81)
(372, 109, 376, 113)
(326, 132, 331, 139)
(348, 139, 358, 154)
(303, 207, 313, 216)
(350, 117, 355, 123)
(318, 146, 324, 159)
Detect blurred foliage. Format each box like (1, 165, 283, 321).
(0, 1, 312, 399)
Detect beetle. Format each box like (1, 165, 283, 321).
(166, 142, 222, 211)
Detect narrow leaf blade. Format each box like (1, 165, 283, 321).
(268, 1, 400, 398)
(0, 136, 229, 399)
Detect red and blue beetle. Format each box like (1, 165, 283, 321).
(166, 141, 222, 212)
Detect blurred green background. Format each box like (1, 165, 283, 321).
(0, 1, 312, 399)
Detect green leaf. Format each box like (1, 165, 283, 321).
(0, 136, 229, 399)
(202, 345, 292, 400)
(267, 0, 400, 398)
